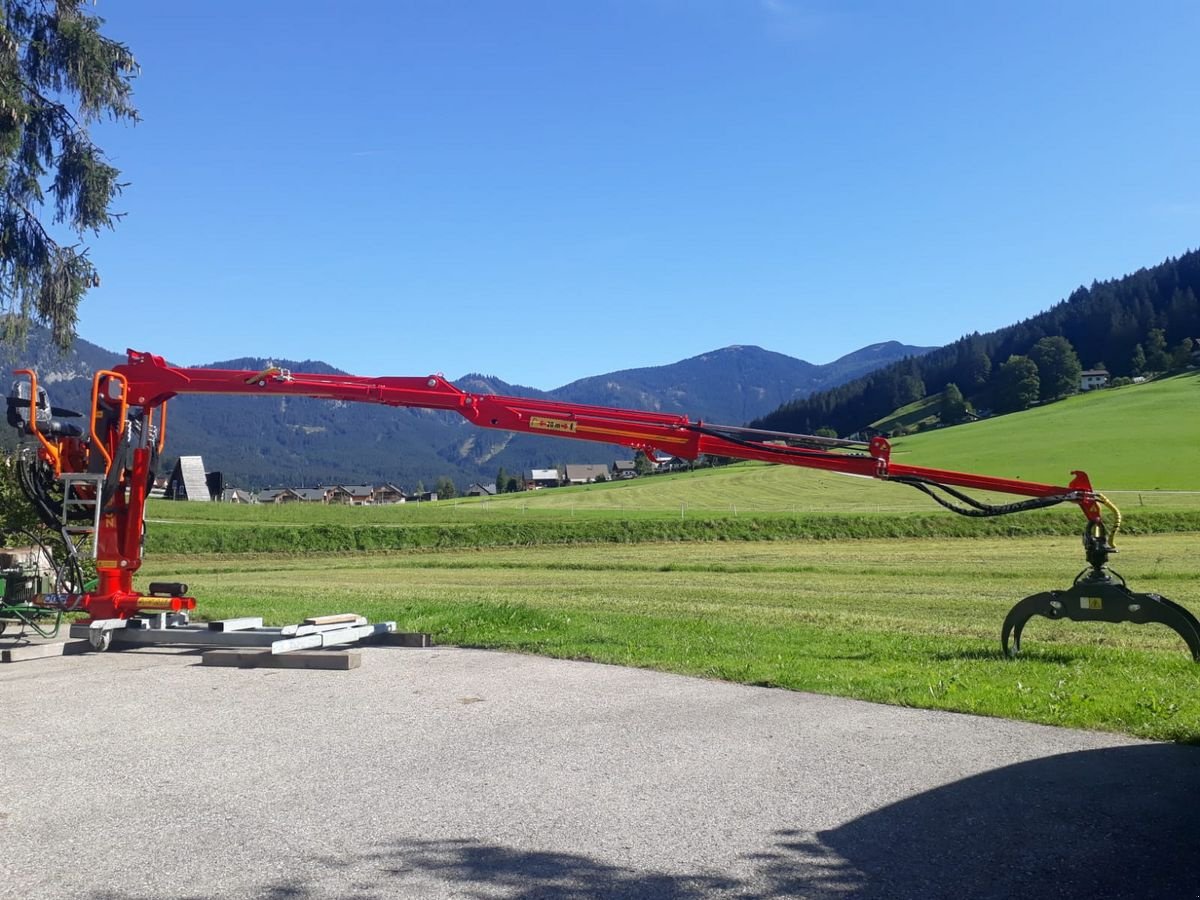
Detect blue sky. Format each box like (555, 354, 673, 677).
(78, 1, 1199, 390)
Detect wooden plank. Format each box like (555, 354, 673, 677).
(302, 613, 362, 626)
(201, 649, 361, 671)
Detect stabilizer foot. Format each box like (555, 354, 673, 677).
(1002, 573, 1200, 661)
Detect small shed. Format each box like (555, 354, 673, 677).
(167, 455, 210, 502)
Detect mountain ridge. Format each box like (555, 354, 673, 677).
(1, 334, 930, 488)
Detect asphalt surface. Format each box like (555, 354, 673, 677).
(2, 643, 1199, 899)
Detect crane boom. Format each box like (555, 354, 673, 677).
(115, 349, 1102, 517)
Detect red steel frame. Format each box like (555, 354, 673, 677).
(24, 350, 1105, 621)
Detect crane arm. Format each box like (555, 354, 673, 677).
(114, 349, 1103, 521)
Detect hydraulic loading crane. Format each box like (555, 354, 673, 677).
(8, 348, 1200, 658)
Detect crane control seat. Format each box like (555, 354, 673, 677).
(6, 382, 84, 438)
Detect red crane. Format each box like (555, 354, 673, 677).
(9, 349, 1198, 659)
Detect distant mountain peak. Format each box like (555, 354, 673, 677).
(2, 326, 929, 488)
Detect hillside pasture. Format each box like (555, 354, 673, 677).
(893, 372, 1200, 490)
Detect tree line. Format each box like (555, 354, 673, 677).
(754, 250, 1200, 436)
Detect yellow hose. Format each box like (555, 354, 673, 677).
(1095, 491, 1122, 544)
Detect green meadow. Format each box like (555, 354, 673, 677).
(892, 371, 1200, 490)
(142, 535, 1200, 742)
(135, 372, 1199, 740)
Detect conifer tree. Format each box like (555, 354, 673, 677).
(0, 2, 138, 349)
(1130, 344, 1146, 376)
(1145, 328, 1170, 371)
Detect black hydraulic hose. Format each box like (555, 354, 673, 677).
(887, 475, 1076, 518)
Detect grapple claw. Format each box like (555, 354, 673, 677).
(1002, 576, 1200, 661)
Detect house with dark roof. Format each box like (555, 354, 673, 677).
(343, 485, 374, 505)
(652, 452, 686, 472)
(323, 485, 374, 505)
(372, 483, 406, 504)
(292, 488, 329, 503)
(564, 464, 609, 484)
(611, 460, 637, 479)
(258, 488, 303, 504)
(465, 482, 497, 497)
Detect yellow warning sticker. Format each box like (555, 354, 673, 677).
(530, 416, 577, 434)
(1081, 597, 1103, 610)
(137, 598, 179, 610)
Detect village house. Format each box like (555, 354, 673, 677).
(652, 452, 686, 472)
(564, 464, 610, 484)
(324, 485, 374, 505)
(372, 483, 406, 504)
(465, 482, 498, 497)
(257, 488, 303, 504)
(1080, 369, 1110, 391)
(526, 468, 560, 489)
(292, 488, 329, 503)
(611, 460, 637, 479)
(343, 485, 374, 505)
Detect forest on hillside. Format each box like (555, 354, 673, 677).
(754, 250, 1200, 436)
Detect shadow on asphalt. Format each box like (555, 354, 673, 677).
(88, 744, 1200, 899)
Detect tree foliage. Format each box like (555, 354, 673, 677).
(939, 382, 970, 425)
(752, 250, 1200, 435)
(0, 455, 39, 542)
(1144, 327, 1170, 372)
(633, 450, 654, 476)
(1028, 335, 1082, 401)
(0, 1, 138, 349)
(1130, 343, 1146, 375)
(1171, 337, 1194, 371)
(994, 356, 1039, 413)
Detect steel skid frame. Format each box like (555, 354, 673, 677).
(69, 612, 396, 654)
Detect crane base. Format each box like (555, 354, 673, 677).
(1002, 571, 1200, 661)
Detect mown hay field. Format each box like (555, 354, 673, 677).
(143, 532, 1200, 742)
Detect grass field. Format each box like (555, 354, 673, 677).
(144, 465, 1200, 532)
(893, 371, 1200, 490)
(140, 533, 1200, 742)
